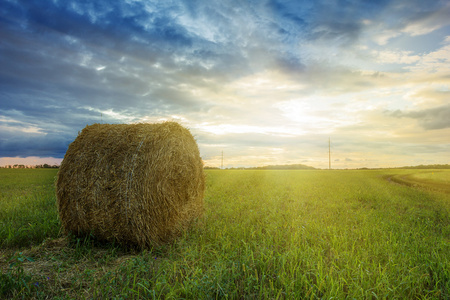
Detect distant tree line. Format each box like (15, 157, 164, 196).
(204, 164, 316, 170)
(246, 164, 316, 170)
(37, 164, 59, 168)
(397, 164, 450, 169)
(1, 164, 59, 169)
(204, 163, 450, 170)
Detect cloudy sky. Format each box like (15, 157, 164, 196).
(1, 0, 449, 168)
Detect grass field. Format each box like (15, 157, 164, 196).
(0, 168, 449, 299)
(411, 171, 450, 185)
(388, 170, 450, 193)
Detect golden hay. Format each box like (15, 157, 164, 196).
(56, 122, 205, 248)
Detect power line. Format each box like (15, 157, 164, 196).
(329, 137, 331, 170)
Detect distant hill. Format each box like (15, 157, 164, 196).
(245, 164, 316, 170)
(398, 164, 450, 169)
(205, 164, 450, 170)
(204, 164, 316, 170)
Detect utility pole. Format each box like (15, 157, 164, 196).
(221, 150, 224, 170)
(329, 137, 331, 170)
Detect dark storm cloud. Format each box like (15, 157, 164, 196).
(0, 131, 70, 157)
(388, 105, 450, 130)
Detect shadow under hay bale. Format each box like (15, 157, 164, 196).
(56, 122, 205, 249)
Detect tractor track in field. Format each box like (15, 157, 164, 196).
(384, 173, 450, 194)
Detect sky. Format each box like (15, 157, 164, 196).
(0, 0, 449, 169)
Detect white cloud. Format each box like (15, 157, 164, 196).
(194, 123, 299, 136)
(372, 30, 401, 46)
(374, 50, 421, 65)
(83, 107, 137, 123)
(401, 3, 450, 36)
(0, 117, 46, 135)
(408, 44, 450, 74)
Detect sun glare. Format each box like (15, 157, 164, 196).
(195, 123, 302, 136)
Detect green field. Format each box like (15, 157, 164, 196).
(390, 171, 450, 193)
(411, 171, 450, 185)
(1, 168, 449, 299)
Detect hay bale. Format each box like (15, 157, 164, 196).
(56, 122, 205, 248)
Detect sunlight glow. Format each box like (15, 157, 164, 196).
(195, 123, 302, 136)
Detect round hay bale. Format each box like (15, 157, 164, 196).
(56, 122, 205, 248)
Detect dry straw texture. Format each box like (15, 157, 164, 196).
(56, 122, 205, 248)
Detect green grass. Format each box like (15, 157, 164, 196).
(0, 168, 449, 299)
(0, 169, 60, 248)
(409, 170, 450, 185)
(387, 169, 450, 193)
